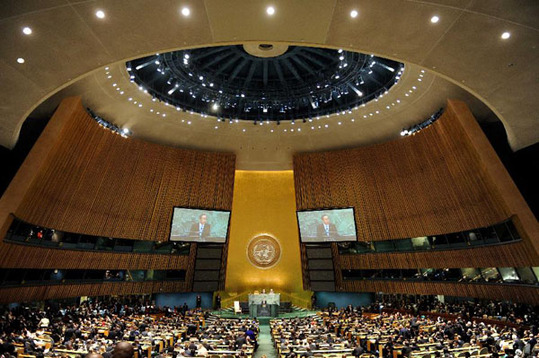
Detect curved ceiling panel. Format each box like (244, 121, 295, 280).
(127, 45, 403, 122)
(0, 0, 537, 152)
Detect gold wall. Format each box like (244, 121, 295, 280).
(225, 171, 309, 304)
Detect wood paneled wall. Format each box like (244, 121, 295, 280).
(14, 99, 235, 241)
(0, 242, 191, 269)
(342, 280, 539, 305)
(0, 281, 190, 304)
(294, 100, 538, 301)
(0, 97, 235, 302)
(294, 104, 507, 240)
(338, 240, 538, 269)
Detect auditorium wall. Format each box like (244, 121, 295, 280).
(224, 171, 311, 306)
(314, 292, 374, 309)
(155, 292, 213, 309)
(0, 97, 236, 302)
(294, 100, 538, 302)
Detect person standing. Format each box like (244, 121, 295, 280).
(189, 214, 211, 239)
(316, 215, 339, 240)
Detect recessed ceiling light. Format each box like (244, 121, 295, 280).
(350, 10, 358, 18)
(501, 31, 511, 40)
(17, 57, 25, 64)
(430, 15, 439, 23)
(22, 27, 32, 35)
(266, 6, 275, 15)
(95, 10, 105, 19)
(181, 7, 191, 17)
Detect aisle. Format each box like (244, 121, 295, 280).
(254, 321, 277, 358)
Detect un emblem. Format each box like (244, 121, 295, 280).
(246, 234, 281, 269)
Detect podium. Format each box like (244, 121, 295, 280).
(248, 293, 280, 317)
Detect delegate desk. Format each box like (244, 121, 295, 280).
(248, 293, 280, 317)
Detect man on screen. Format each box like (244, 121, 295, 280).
(316, 214, 339, 240)
(189, 214, 211, 239)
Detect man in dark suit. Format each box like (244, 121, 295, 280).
(316, 215, 339, 240)
(189, 214, 211, 239)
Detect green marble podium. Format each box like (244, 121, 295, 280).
(248, 293, 280, 317)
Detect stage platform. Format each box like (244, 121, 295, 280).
(210, 309, 316, 320)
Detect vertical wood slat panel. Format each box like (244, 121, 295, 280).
(14, 100, 236, 242)
(294, 104, 508, 241)
(0, 242, 192, 269)
(0, 279, 191, 303)
(337, 241, 538, 269)
(341, 280, 539, 305)
(294, 100, 538, 298)
(0, 97, 235, 302)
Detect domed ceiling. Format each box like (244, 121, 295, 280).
(127, 45, 403, 122)
(1, 0, 536, 170)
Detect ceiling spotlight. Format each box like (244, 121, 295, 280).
(16, 57, 25, 64)
(181, 7, 191, 17)
(266, 6, 275, 15)
(350, 10, 358, 18)
(22, 27, 32, 35)
(430, 15, 439, 23)
(501, 31, 511, 40)
(95, 10, 105, 19)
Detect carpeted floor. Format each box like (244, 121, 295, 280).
(210, 310, 316, 319)
(210, 310, 316, 358)
(254, 321, 276, 358)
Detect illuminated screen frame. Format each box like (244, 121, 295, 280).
(296, 207, 358, 243)
(168, 206, 231, 243)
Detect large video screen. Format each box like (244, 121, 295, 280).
(169, 208, 230, 243)
(297, 208, 357, 243)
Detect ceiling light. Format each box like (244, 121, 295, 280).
(430, 15, 439, 23)
(95, 10, 105, 19)
(266, 6, 275, 15)
(16, 57, 25, 64)
(350, 10, 358, 18)
(501, 32, 511, 40)
(22, 27, 32, 35)
(181, 7, 191, 17)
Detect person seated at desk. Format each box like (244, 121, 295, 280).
(300, 347, 314, 357)
(351, 344, 364, 357)
(112, 342, 134, 358)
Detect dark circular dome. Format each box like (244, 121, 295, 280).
(126, 45, 404, 122)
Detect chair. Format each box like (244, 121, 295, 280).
(234, 301, 242, 314)
(479, 347, 488, 355)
